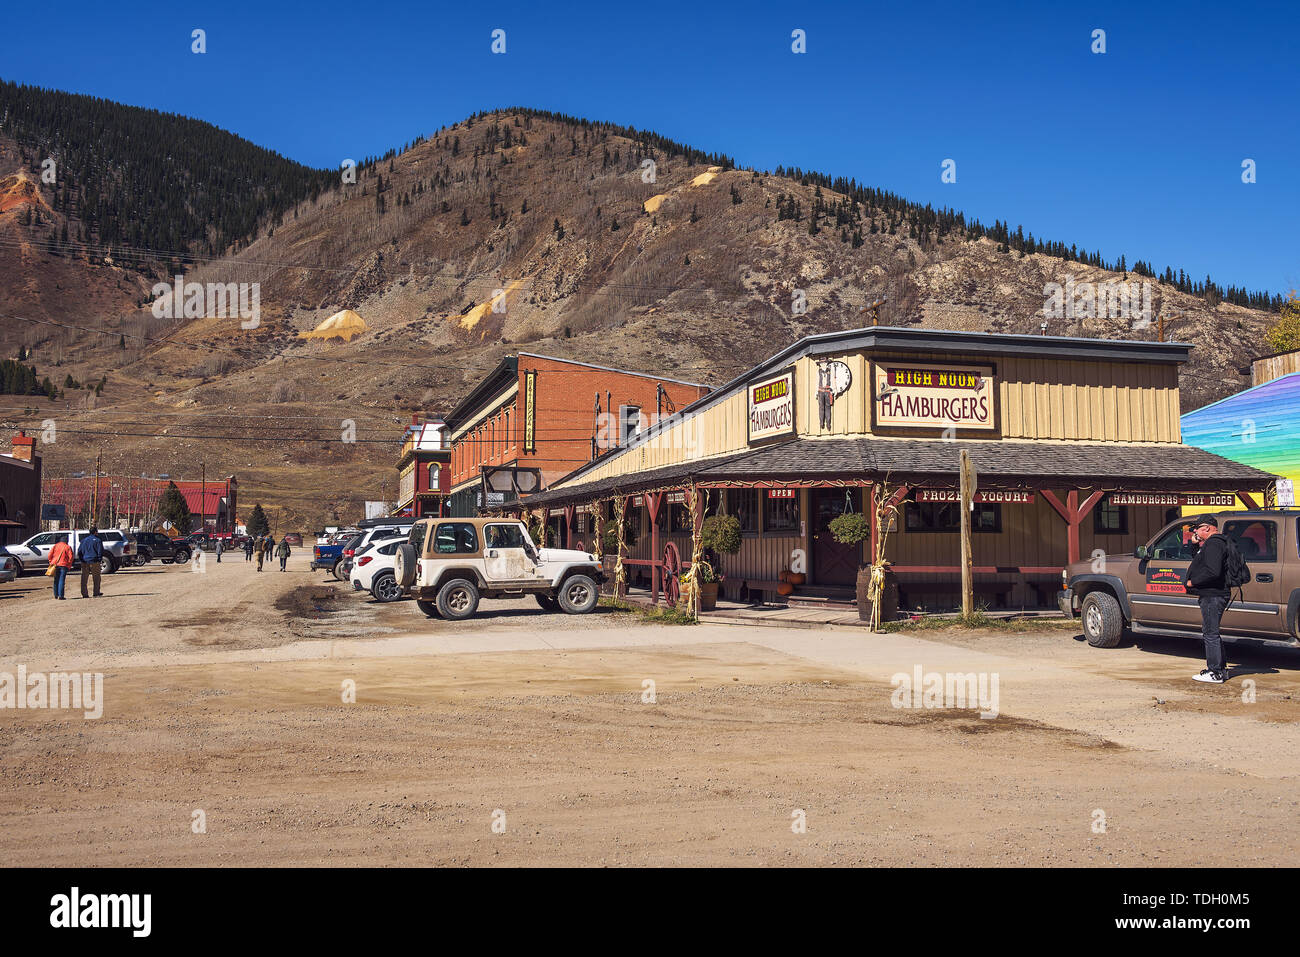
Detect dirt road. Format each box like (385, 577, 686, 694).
(1, 557, 1297, 866)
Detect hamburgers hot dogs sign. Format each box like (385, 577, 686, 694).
(874, 362, 995, 431)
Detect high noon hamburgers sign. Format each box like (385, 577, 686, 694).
(874, 362, 995, 431)
(748, 367, 797, 444)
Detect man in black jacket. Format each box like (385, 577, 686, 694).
(1184, 514, 1230, 684)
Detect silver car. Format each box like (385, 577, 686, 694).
(0, 548, 16, 585)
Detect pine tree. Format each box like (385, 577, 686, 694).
(158, 481, 193, 533)
(246, 503, 270, 537)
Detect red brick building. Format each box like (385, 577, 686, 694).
(395, 417, 450, 518)
(446, 353, 710, 517)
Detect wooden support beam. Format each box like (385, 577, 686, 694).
(1237, 491, 1260, 510)
(645, 491, 663, 604)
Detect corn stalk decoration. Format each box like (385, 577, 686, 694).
(867, 481, 900, 632)
(612, 496, 628, 596)
(590, 502, 603, 560)
(678, 486, 709, 617)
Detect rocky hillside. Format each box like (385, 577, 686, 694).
(0, 101, 1285, 529)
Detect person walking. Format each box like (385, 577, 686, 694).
(48, 536, 74, 600)
(276, 537, 291, 572)
(1184, 514, 1234, 684)
(244, 536, 254, 561)
(77, 526, 104, 598)
(255, 536, 266, 572)
(216, 538, 224, 563)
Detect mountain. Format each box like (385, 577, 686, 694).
(0, 93, 1287, 529)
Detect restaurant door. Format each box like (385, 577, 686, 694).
(812, 488, 862, 587)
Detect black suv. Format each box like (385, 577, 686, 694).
(132, 532, 193, 565)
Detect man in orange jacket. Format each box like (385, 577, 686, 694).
(47, 537, 74, 600)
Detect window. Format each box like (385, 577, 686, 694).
(428, 463, 440, 490)
(1224, 520, 1277, 563)
(731, 490, 760, 533)
(905, 502, 1001, 533)
(409, 522, 427, 557)
(434, 522, 479, 554)
(1149, 522, 1197, 561)
(764, 492, 800, 533)
(505, 409, 512, 449)
(485, 523, 527, 549)
(1094, 502, 1129, 534)
(377, 541, 400, 556)
(28, 533, 56, 547)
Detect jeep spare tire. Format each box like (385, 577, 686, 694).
(393, 543, 417, 589)
(436, 578, 480, 621)
(557, 574, 599, 614)
(1081, 591, 1124, 648)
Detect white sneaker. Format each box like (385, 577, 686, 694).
(1193, 669, 1226, 684)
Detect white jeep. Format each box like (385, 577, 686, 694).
(393, 517, 605, 620)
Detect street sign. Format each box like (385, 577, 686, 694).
(162, 520, 173, 530)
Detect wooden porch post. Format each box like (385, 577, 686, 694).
(1237, 490, 1260, 510)
(1040, 488, 1106, 565)
(646, 491, 664, 605)
(563, 504, 576, 549)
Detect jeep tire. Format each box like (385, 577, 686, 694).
(393, 543, 417, 589)
(557, 574, 599, 615)
(1081, 591, 1124, 647)
(436, 578, 480, 621)
(535, 594, 559, 612)
(416, 599, 441, 618)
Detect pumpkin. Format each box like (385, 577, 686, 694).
(788, 572, 806, 586)
(776, 582, 795, 596)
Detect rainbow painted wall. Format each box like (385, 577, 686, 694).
(1180, 372, 1297, 510)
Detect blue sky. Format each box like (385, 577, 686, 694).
(4, 0, 1296, 295)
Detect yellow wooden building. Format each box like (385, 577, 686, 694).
(506, 326, 1275, 610)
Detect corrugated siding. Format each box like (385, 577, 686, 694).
(552, 350, 1182, 488)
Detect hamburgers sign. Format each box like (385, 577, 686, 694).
(874, 362, 995, 431)
(748, 367, 796, 444)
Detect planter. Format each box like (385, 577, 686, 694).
(856, 565, 898, 628)
(698, 581, 719, 611)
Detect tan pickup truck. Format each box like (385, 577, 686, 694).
(1060, 509, 1300, 649)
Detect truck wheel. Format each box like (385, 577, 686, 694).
(416, 600, 441, 619)
(332, 560, 347, 581)
(535, 594, 559, 612)
(371, 571, 403, 603)
(101, 556, 117, 575)
(1081, 591, 1125, 647)
(174, 548, 191, 565)
(557, 574, 599, 614)
(436, 579, 480, 620)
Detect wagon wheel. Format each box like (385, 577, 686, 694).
(663, 541, 681, 605)
(573, 540, 585, 553)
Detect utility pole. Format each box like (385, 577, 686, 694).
(859, 297, 887, 327)
(92, 450, 102, 527)
(200, 462, 206, 536)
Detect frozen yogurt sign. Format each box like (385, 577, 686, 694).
(874, 362, 995, 431)
(748, 367, 796, 444)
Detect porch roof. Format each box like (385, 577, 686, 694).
(503, 437, 1275, 509)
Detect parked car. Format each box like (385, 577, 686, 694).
(340, 521, 414, 581)
(1061, 509, 1300, 648)
(393, 517, 603, 620)
(7, 529, 134, 574)
(312, 540, 345, 575)
(350, 539, 405, 602)
(0, 547, 17, 585)
(283, 532, 303, 547)
(131, 531, 193, 565)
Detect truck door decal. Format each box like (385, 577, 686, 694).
(1145, 565, 1187, 594)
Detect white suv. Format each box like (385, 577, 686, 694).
(350, 539, 404, 602)
(394, 517, 604, 620)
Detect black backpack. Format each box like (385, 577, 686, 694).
(1222, 535, 1251, 589)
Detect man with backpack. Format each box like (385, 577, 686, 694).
(1183, 514, 1248, 684)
